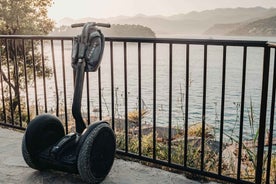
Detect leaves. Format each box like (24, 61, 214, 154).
(0, 0, 54, 116)
(0, 0, 54, 35)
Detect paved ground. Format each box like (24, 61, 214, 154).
(0, 127, 216, 184)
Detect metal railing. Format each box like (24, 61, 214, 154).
(0, 35, 275, 184)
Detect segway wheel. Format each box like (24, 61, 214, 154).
(78, 123, 116, 184)
(22, 114, 65, 170)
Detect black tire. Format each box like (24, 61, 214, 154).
(78, 123, 116, 184)
(22, 133, 41, 170)
(22, 114, 65, 170)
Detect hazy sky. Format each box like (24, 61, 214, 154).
(48, 0, 276, 20)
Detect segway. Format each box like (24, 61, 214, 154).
(22, 22, 116, 184)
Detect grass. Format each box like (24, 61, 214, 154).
(115, 122, 220, 170)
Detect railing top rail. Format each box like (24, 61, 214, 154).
(0, 35, 269, 47)
(105, 37, 268, 47)
(0, 35, 73, 40)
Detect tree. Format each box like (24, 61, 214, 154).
(0, 0, 54, 124)
(0, 0, 54, 35)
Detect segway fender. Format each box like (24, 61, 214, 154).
(76, 121, 109, 153)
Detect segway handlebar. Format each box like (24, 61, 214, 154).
(71, 22, 111, 28)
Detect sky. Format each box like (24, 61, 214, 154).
(48, 0, 276, 20)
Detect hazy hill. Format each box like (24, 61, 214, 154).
(55, 7, 276, 36)
(168, 7, 276, 23)
(204, 23, 242, 35)
(228, 16, 276, 36)
(205, 14, 276, 36)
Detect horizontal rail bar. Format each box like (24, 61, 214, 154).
(0, 35, 74, 40)
(0, 35, 268, 47)
(105, 37, 268, 47)
(0, 122, 25, 131)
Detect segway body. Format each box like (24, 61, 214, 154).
(22, 22, 115, 184)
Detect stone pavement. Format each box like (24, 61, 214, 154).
(0, 127, 216, 184)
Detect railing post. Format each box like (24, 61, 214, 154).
(255, 44, 270, 184)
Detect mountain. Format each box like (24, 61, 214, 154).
(168, 7, 276, 23)
(54, 7, 276, 36)
(204, 13, 276, 36)
(228, 16, 276, 36)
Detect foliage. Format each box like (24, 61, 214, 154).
(0, 0, 54, 124)
(271, 155, 276, 183)
(187, 122, 214, 138)
(0, 0, 54, 35)
(0, 96, 30, 126)
(116, 126, 219, 172)
(128, 109, 148, 125)
(223, 99, 276, 183)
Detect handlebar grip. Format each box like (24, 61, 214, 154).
(95, 23, 111, 28)
(71, 23, 86, 28)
